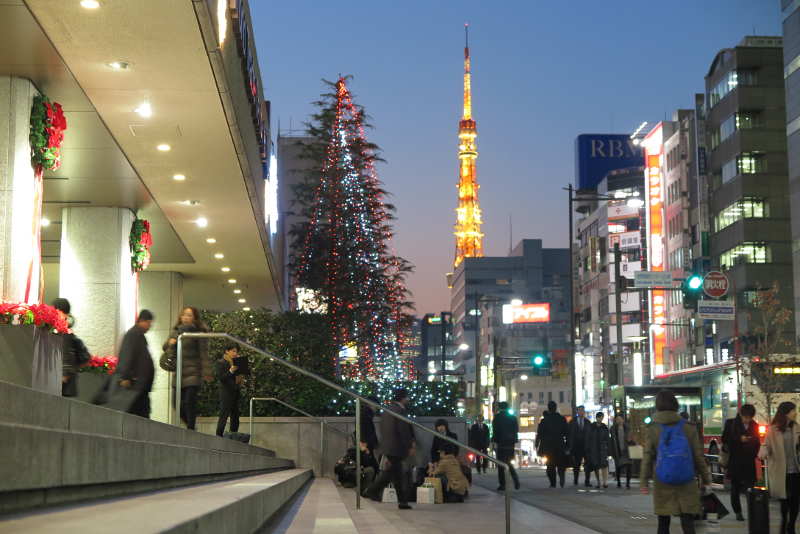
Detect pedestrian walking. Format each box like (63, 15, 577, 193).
(492, 401, 520, 491)
(430, 418, 458, 465)
(640, 390, 711, 534)
(113, 310, 156, 418)
(759, 401, 800, 533)
(469, 414, 491, 474)
(164, 306, 212, 430)
(52, 298, 89, 398)
(567, 405, 593, 487)
(359, 396, 380, 454)
(535, 400, 569, 488)
(588, 412, 611, 488)
(365, 388, 416, 510)
(721, 404, 759, 521)
(610, 414, 633, 489)
(215, 344, 243, 437)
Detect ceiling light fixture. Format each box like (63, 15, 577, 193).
(242, 307, 251, 312)
(238, 298, 246, 304)
(134, 101, 152, 118)
(173, 174, 186, 181)
(221, 267, 231, 273)
(195, 217, 208, 228)
(206, 237, 216, 244)
(41, 217, 51, 227)
(214, 253, 224, 259)
(233, 289, 242, 294)
(156, 143, 171, 152)
(80, 0, 100, 9)
(107, 61, 130, 71)
(227, 278, 237, 284)
(180, 200, 200, 206)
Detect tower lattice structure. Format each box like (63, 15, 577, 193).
(453, 25, 484, 268)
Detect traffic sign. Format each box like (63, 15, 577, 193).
(697, 299, 735, 320)
(634, 271, 673, 288)
(703, 271, 729, 299)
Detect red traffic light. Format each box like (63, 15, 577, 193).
(758, 425, 767, 437)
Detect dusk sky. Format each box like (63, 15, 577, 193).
(251, 1, 781, 315)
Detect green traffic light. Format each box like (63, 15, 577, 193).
(533, 355, 544, 366)
(687, 274, 703, 290)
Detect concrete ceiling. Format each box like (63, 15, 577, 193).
(1, 0, 280, 310)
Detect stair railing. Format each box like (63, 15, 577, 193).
(177, 332, 513, 534)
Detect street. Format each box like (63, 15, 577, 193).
(471, 466, 783, 533)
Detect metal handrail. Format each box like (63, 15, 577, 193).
(177, 332, 513, 534)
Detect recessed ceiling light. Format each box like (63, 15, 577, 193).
(214, 253, 224, 259)
(195, 217, 208, 228)
(41, 217, 51, 227)
(173, 174, 186, 181)
(108, 61, 130, 71)
(227, 278, 237, 284)
(221, 267, 231, 272)
(242, 307, 251, 312)
(180, 200, 200, 206)
(156, 143, 171, 152)
(233, 289, 242, 294)
(206, 237, 216, 244)
(134, 101, 152, 118)
(80, 0, 100, 9)
(238, 298, 246, 303)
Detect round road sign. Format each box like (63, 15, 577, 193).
(703, 271, 729, 299)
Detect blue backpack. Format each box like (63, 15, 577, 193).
(655, 419, 695, 485)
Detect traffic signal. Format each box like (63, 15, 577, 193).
(531, 353, 551, 376)
(682, 273, 704, 310)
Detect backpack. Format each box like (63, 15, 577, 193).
(655, 419, 695, 485)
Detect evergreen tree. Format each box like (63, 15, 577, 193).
(291, 77, 414, 380)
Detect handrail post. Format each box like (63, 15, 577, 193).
(175, 335, 183, 428)
(249, 397, 254, 440)
(505, 478, 512, 534)
(355, 398, 362, 510)
(320, 420, 325, 477)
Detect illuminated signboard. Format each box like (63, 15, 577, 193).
(643, 123, 665, 376)
(774, 367, 800, 374)
(502, 302, 550, 324)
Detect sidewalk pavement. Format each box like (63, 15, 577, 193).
(472, 466, 784, 533)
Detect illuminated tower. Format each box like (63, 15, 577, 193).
(454, 24, 484, 268)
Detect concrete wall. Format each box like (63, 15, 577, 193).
(196, 416, 469, 478)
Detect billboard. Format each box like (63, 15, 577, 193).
(575, 134, 644, 190)
(502, 302, 550, 324)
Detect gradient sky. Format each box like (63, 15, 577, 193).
(251, 1, 781, 315)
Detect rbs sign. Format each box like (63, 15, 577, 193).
(575, 134, 643, 190)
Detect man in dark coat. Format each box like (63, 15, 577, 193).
(114, 310, 155, 418)
(536, 401, 569, 488)
(469, 414, 491, 474)
(366, 388, 415, 509)
(567, 404, 593, 487)
(215, 344, 244, 436)
(492, 401, 520, 491)
(359, 396, 380, 454)
(721, 404, 760, 521)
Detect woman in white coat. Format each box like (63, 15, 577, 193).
(760, 401, 800, 534)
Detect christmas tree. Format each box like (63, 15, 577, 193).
(292, 77, 414, 380)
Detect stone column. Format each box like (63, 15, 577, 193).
(59, 207, 137, 356)
(139, 271, 183, 423)
(0, 76, 40, 302)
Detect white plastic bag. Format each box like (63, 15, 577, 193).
(608, 456, 616, 474)
(416, 485, 435, 504)
(382, 484, 398, 503)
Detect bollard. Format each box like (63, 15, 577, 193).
(747, 486, 770, 534)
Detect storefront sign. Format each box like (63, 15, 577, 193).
(502, 302, 550, 324)
(697, 299, 735, 321)
(643, 123, 666, 376)
(575, 134, 644, 190)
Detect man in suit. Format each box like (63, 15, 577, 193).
(469, 414, 491, 474)
(722, 404, 760, 521)
(567, 405, 593, 487)
(492, 401, 520, 491)
(366, 388, 416, 509)
(114, 310, 155, 418)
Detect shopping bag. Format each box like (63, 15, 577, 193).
(701, 492, 730, 520)
(382, 484, 398, 503)
(424, 477, 444, 504)
(628, 445, 643, 460)
(416, 485, 436, 504)
(608, 456, 616, 474)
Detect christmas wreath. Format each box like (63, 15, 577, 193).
(29, 94, 67, 174)
(130, 218, 153, 273)
(0, 302, 70, 334)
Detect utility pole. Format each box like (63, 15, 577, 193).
(474, 293, 481, 416)
(614, 243, 624, 386)
(567, 184, 577, 414)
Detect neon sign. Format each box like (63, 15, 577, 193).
(643, 123, 665, 376)
(502, 302, 550, 324)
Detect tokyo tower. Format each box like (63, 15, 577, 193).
(453, 24, 484, 268)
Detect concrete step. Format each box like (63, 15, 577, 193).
(0, 468, 313, 534)
(279, 478, 358, 534)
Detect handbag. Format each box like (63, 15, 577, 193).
(608, 456, 616, 474)
(159, 350, 176, 372)
(424, 477, 444, 504)
(382, 484, 398, 503)
(416, 484, 436, 504)
(628, 445, 643, 460)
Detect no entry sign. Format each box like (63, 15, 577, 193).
(703, 271, 729, 299)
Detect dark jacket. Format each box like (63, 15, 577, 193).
(164, 324, 210, 388)
(535, 410, 569, 466)
(492, 411, 519, 448)
(567, 416, 592, 455)
(588, 422, 610, 469)
(722, 415, 760, 483)
(215, 359, 239, 398)
(379, 401, 415, 458)
(469, 422, 490, 450)
(431, 430, 458, 464)
(359, 404, 379, 452)
(610, 423, 632, 466)
(115, 325, 154, 392)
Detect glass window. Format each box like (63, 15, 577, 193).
(736, 111, 760, 129)
(720, 115, 736, 142)
(722, 159, 738, 183)
(720, 242, 770, 269)
(710, 128, 721, 150)
(714, 198, 767, 232)
(708, 70, 757, 109)
(738, 153, 766, 174)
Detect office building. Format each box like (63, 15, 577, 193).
(783, 3, 800, 332)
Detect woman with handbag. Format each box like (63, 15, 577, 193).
(164, 307, 212, 430)
(760, 401, 800, 533)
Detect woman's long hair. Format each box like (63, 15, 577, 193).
(173, 306, 208, 332)
(773, 401, 797, 432)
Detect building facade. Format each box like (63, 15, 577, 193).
(783, 2, 800, 333)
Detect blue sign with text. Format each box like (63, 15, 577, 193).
(574, 134, 643, 190)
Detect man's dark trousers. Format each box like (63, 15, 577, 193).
(129, 391, 150, 419)
(216, 388, 240, 437)
(369, 455, 408, 504)
(572, 450, 590, 485)
(730, 476, 754, 516)
(497, 446, 519, 489)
